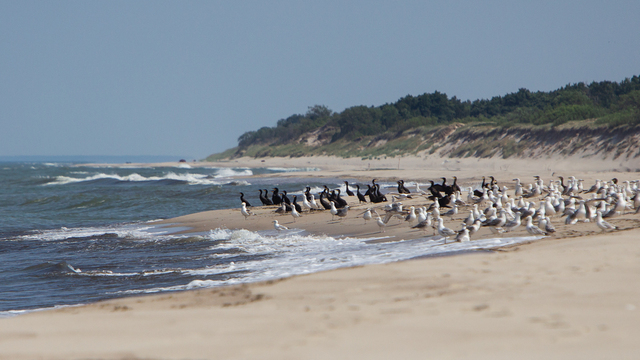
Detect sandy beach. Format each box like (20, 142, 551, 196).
(2, 155, 640, 360)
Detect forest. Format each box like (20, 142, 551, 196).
(236, 75, 640, 148)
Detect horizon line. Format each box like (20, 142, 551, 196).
(0, 155, 200, 163)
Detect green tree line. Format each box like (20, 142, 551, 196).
(237, 75, 640, 147)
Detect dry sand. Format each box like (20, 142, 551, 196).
(2, 155, 640, 360)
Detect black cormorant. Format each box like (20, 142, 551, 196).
(239, 192, 251, 207)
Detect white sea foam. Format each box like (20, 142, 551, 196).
(16, 222, 181, 242)
(0, 304, 84, 319)
(22, 224, 541, 299)
(116, 228, 542, 295)
(43, 166, 320, 186)
(213, 168, 253, 178)
(286, 185, 326, 197)
(44, 171, 251, 186)
(71, 268, 180, 278)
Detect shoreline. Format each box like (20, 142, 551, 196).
(2, 156, 640, 359)
(2, 230, 639, 359)
(81, 152, 640, 173)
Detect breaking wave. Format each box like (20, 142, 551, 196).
(44, 171, 252, 186)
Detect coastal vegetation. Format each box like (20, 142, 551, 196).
(207, 75, 640, 161)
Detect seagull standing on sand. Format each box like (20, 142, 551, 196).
(482, 209, 506, 229)
(504, 212, 522, 232)
(412, 213, 433, 232)
(274, 203, 287, 214)
(545, 216, 556, 233)
(431, 203, 440, 220)
(330, 201, 338, 221)
(335, 205, 350, 220)
(376, 216, 387, 232)
(604, 192, 627, 218)
(538, 217, 556, 234)
(544, 198, 557, 217)
(463, 210, 475, 227)
(442, 204, 458, 217)
(301, 195, 313, 211)
(472, 204, 481, 221)
(419, 207, 429, 222)
(467, 219, 482, 236)
(373, 210, 388, 233)
(273, 220, 289, 232)
(584, 179, 601, 194)
(291, 204, 301, 222)
(525, 215, 546, 235)
(309, 194, 321, 210)
(240, 202, 253, 220)
(436, 218, 457, 242)
(456, 227, 470, 242)
(404, 206, 417, 225)
(596, 211, 617, 231)
(565, 200, 587, 224)
(362, 208, 373, 224)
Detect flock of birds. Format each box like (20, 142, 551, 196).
(239, 175, 639, 242)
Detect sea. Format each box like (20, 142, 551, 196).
(0, 160, 540, 317)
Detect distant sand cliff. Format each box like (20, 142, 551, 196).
(207, 121, 640, 173)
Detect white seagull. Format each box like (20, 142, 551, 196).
(405, 206, 417, 225)
(330, 201, 338, 221)
(301, 195, 313, 211)
(436, 218, 457, 242)
(504, 212, 522, 232)
(538, 216, 556, 234)
(362, 208, 373, 224)
(273, 220, 289, 232)
(309, 194, 321, 210)
(596, 210, 617, 231)
(456, 227, 470, 242)
(291, 205, 301, 222)
(374, 210, 388, 233)
(525, 215, 546, 235)
(240, 202, 253, 220)
(412, 213, 433, 232)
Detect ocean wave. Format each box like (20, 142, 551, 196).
(21, 261, 81, 275)
(213, 168, 253, 178)
(15, 223, 183, 242)
(43, 171, 252, 186)
(71, 268, 181, 278)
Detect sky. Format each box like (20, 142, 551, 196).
(1, 1, 639, 159)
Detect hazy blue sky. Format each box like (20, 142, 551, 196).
(1, 1, 639, 159)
